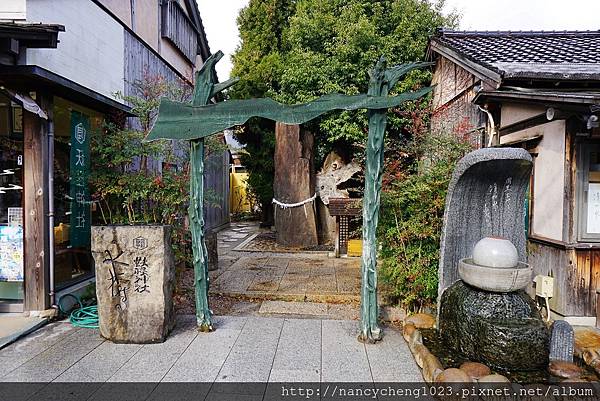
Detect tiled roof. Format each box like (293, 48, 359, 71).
(431, 30, 600, 81)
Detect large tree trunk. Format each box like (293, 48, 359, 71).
(273, 123, 318, 246)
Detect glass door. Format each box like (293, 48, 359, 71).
(0, 94, 24, 312)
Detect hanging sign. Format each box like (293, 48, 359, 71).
(69, 111, 91, 248)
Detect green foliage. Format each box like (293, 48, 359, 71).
(378, 132, 472, 312)
(90, 74, 195, 265)
(230, 0, 458, 219)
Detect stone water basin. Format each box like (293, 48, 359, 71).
(458, 258, 533, 292)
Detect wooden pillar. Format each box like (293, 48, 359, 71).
(23, 95, 50, 312)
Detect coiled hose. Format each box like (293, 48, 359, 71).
(57, 293, 99, 329)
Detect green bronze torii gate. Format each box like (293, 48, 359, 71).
(147, 50, 431, 343)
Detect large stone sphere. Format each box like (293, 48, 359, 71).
(472, 237, 519, 268)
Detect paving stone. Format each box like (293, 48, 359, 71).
(162, 325, 243, 382)
(306, 275, 338, 294)
(310, 264, 335, 276)
(211, 271, 256, 293)
(326, 304, 360, 320)
(321, 320, 372, 382)
(0, 316, 423, 385)
(87, 382, 157, 401)
(216, 317, 284, 382)
(147, 383, 212, 401)
(54, 341, 142, 382)
(276, 276, 308, 295)
(260, 301, 327, 316)
(106, 319, 197, 382)
(269, 319, 321, 382)
(0, 322, 80, 378)
(365, 327, 422, 382)
(248, 277, 281, 292)
(336, 276, 361, 293)
(2, 328, 103, 382)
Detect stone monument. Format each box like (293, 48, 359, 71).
(92, 225, 175, 343)
(549, 320, 575, 363)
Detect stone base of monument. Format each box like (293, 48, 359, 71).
(92, 225, 175, 344)
(439, 280, 550, 371)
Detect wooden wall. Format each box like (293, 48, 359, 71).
(124, 30, 180, 100)
(430, 57, 485, 146)
(528, 241, 600, 317)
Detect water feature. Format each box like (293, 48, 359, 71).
(434, 148, 566, 378)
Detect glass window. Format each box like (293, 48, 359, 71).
(53, 97, 103, 289)
(577, 143, 600, 241)
(0, 94, 24, 310)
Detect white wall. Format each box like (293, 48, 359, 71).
(0, 0, 26, 20)
(500, 103, 547, 128)
(501, 120, 566, 241)
(25, 0, 125, 102)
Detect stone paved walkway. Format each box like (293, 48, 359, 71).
(211, 223, 361, 303)
(0, 315, 421, 394)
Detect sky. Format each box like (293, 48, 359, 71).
(196, 0, 600, 81)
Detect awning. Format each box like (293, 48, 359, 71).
(0, 65, 132, 115)
(0, 22, 64, 48)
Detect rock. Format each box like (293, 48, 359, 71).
(439, 280, 549, 371)
(478, 374, 510, 383)
(403, 322, 416, 342)
(459, 361, 491, 380)
(435, 368, 472, 383)
(92, 225, 175, 343)
(381, 306, 406, 322)
(405, 313, 436, 329)
(574, 326, 600, 358)
(408, 329, 423, 352)
(548, 361, 583, 379)
(549, 320, 574, 362)
(422, 353, 444, 383)
(412, 343, 429, 368)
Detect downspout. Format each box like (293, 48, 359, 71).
(478, 105, 497, 147)
(48, 119, 56, 308)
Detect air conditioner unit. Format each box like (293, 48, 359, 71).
(0, 0, 26, 21)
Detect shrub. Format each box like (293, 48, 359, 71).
(378, 132, 472, 311)
(90, 73, 222, 267)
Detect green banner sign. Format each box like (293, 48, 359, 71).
(69, 111, 91, 248)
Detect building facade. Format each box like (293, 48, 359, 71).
(428, 30, 600, 325)
(0, 0, 227, 314)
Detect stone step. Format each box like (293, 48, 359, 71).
(257, 300, 406, 322)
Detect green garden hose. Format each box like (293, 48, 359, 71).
(58, 293, 99, 329)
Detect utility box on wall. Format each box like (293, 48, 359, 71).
(0, 0, 26, 20)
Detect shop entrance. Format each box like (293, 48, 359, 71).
(0, 93, 24, 312)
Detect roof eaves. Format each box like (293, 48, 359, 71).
(473, 90, 600, 106)
(429, 38, 503, 87)
(183, 0, 211, 61)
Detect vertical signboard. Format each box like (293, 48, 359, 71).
(69, 111, 91, 248)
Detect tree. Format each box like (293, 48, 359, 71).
(229, 0, 297, 225)
(231, 0, 457, 224)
